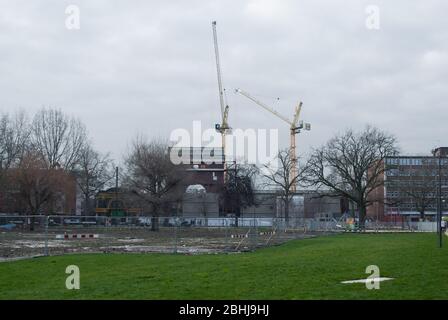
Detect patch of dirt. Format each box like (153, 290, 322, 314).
(0, 226, 317, 258)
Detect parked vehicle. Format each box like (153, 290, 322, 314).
(137, 217, 151, 227)
(48, 218, 61, 226)
(63, 218, 81, 225)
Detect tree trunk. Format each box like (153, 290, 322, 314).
(235, 206, 241, 227)
(151, 216, 159, 231)
(420, 210, 425, 221)
(284, 199, 290, 222)
(29, 216, 35, 231)
(28, 203, 39, 231)
(84, 194, 90, 216)
(202, 198, 208, 227)
(358, 205, 367, 230)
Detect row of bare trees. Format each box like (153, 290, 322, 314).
(0, 108, 115, 216)
(120, 126, 400, 229)
(2, 107, 425, 229)
(222, 126, 398, 228)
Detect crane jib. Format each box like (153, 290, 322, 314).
(212, 21, 226, 120)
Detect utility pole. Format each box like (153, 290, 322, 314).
(114, 166, 119, 217)
(438, 152, 442, 248)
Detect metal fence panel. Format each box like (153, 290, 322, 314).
(0, 214, 441, 260)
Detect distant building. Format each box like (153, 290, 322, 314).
(302, 191, 348, 219)
(240, 190, 345, 220)
(367, 147, 448, 221)
(92, 186, 346, 219)
(91, 145, 347, 219)
(182, 192, 220, 218)
(95, 187, 144, 217)
(92, 147, 225, 217)
(170, 147, 225, 193)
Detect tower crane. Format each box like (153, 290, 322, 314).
(235, 88, 310, 192)
(212, 21, 231, 181)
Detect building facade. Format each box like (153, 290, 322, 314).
(367, 147, 448, 221)
(170, 147, 225, 193)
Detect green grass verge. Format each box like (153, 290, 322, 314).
(0, 233, 447, 299)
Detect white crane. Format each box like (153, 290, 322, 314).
(235, 88, 310, 192)
(212, 21, 231, 181)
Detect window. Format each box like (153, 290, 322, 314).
(386, 169, 399, 176)
(386, 158, 399, 165)
(386, 191, 400, 198)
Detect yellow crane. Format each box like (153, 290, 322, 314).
(235, 88, 310, 192)
(212, 21, 231, 181)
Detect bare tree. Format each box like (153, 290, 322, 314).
(260, 149, 305, 221)
(305, 126, 398, 228)
(401, 176, 435, 221)
(32, 108, 87, 170)
(75, 144, 114, 215)
(14, 151, 65, 229)
(220, 163, 258, 224)
(0, 111, 30, 188)
(123, 137, 186, 230)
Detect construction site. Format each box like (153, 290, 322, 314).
(0, 20, 446, 263)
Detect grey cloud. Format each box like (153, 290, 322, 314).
(0, 0, 447, 162)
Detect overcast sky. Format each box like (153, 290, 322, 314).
(0, 0, 447, 163)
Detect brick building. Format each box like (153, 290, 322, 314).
(170, 147, 225, 193)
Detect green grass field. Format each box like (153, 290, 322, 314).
(0, 233, 447, 299)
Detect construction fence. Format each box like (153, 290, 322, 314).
(0, 215, 439, 260)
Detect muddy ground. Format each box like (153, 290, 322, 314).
(0, 226, 318, 259)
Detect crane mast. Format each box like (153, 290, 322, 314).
(235, 88, 310, 192)
(212, 21, 230, 182)
(212, 21, 225, 119)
